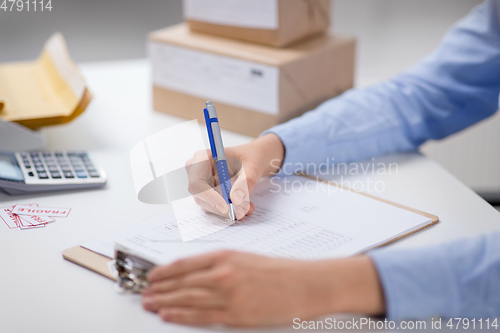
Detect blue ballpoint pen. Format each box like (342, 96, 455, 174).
(203, 101, 236, 221)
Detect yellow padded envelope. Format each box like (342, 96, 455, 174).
(0, 33, 92, 129)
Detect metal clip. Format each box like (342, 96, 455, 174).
(114, 244, 155, 293)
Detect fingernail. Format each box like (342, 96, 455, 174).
(142, 296, 153, 310)
(215, 204, 227, 214)
(233, 189, 245, 203)
(161, 309, 171, 322)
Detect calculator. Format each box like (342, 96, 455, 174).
(0, 150, 107, 195)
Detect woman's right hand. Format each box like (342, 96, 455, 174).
(185, 134, 285, 220)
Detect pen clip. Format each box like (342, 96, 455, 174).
(204, 108, 217, 160)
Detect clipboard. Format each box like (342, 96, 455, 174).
(63, 175, 439, 281)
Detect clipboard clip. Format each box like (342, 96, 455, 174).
(114, 244, 155, 293)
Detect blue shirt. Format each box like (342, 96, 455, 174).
(267, 0, 500, 320)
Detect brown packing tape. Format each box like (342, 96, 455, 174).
(14, 88, 92, 129)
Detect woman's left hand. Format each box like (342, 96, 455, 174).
(141, 250, 384, 327)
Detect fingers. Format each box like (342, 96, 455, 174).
(186, 153, 229, 215)
(186, 157, 229, 214)
(194, 197, 253, 220)
(248, 202, 255, 215)
(191, 183, 229, 215)
(147, 251, 231, 283)
(184, 157, 193, 174)
(230, 164, 261, 205)
(142, 288, 226, 312)
(186, 150, 262, 214)
(193, 197, 223, 215)
(147, 266, 226, 294)
(158, 307, 228, 325)
(234, 204, 250, 220)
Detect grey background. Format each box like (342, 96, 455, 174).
(0, 0, 183, 63)
(0, 0, 482, 82)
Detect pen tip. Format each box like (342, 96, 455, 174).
(228, 204, 236, 221)
(205, 101, 213, 107)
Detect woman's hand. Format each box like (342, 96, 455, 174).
(185, 134, 285, 220)
(141, 251, 385, 327)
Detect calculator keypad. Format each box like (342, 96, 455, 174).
(18, 151, 102, 182)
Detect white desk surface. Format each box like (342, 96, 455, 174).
(1, 60, 499, 333)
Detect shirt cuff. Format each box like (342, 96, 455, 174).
(261, 111, 334, 177)
(369, 245, 461, 320)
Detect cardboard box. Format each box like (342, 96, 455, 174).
(184, 0, 331, 47)
(149, 24, 355, 137)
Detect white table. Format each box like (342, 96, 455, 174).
(1, 60, 499, 333)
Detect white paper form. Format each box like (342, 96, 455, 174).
(130, 120, 236, 241)
(149, 42, 279, 115)
(183, 0, 279, 30)
(249, 177, 433, 257)
(82, 176, 433, 264)
(170, 195, 236, 242)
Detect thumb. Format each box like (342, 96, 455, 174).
(230, 163, 260, 205)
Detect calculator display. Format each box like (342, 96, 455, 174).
(0, 153, 23, 181)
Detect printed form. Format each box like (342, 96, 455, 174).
(82, 176, 433, 265)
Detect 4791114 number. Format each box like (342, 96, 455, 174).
(1, 0, 52, 11)
(446, 318, 498, 330)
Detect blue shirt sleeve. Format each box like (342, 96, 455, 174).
(264, 0, 500, 320)
(369, 232, 500, 320)
(266, 0, 500, 175)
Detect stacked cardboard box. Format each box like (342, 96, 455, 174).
(149, 0, 355, 137)
(184, 0, 331, 47)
